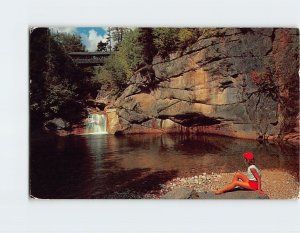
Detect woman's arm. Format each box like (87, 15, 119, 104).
(250, 168, 265, 194)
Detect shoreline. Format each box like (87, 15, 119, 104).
(144, 169, 299, 199)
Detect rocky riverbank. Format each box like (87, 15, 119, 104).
(144, 169, 299, 199)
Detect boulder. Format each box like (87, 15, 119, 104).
(161, 187, 199, 199)
(44, 118, 69, 130)
(198, 190, 269, 199)
(106, 108, 121, 134)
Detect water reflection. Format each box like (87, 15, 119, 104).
(30, 133, 299, 198)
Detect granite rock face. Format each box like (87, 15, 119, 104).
(114, 28, 299, 141)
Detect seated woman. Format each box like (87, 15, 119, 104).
(215, 152, 265, 195)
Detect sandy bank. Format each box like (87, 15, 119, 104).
(145, 169, 299, 199)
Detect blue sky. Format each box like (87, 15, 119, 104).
(51, 27, 108, 51)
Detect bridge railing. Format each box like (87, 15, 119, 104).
(68, 52, 110, 65)
(72, 58, 106, 64)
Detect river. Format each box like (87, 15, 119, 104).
(30, 133, 299, 199)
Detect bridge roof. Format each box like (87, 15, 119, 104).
(68, 51, 111, 56)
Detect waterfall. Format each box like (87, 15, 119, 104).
(85, 113, 107, 134)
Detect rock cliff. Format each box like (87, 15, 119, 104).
(111, 28, 299, 142)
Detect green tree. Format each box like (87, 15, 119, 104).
(30, 28, 91, 129)
(52, 32, 85, 52)
(95, 29, 145, 92)
(153, 28, 180, 57)
(30, 28, 50, 126)
(111, 27, 128, 43)
(108, 27, 132, 50)
(97, 41, 108, 51)
(153, 28, 201, 57)
(137, 28, 157, 64)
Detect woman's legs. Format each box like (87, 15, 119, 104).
(215, 172, 251, 194)
(231, 172, 250, 183)
(215, 181, 253, 194)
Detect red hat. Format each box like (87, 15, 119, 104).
(243, 152, 254, 160)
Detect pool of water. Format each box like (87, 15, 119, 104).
(30, 133, 299, 199)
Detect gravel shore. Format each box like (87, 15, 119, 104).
(145, 169, 299, 199)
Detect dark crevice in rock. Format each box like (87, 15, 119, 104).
(156, 100, 182, 113)
(183, 38, 240, 57)
(270, 121, 278, 126)
(219, 80, 233, 90)
(158, 86, 194, 91)
(198, 55, 264, 69)
(170, 113, 222, 127)
(197, 32, 244, 41)
(200, 56, 226, 66)
(183, 41, 223, 56)
(249, 92, 262, 112)
(153, 36, 241, 66)
(270, 29, 276, 42)
(240, 28, 255, 34)
(231, 73, 239, 78)
(120, 90, 143, 100)
(127, 117, 150, 125)
(157, 97, 244, 109)
(265, 29, 276, 56)
(162, 67, 198, 80)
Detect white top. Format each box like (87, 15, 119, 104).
(247, 165, 261, 181)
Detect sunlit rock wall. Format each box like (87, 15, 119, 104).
(113, 28, 299, 142)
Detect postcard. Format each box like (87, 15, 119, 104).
(29, 27, 299, 199)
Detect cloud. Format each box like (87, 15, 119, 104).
(50, 27, 108, 52)
(50, 27, 77, 34)
(80, 29, 107, 52)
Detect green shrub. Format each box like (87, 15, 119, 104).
(153, 28, 201, 57)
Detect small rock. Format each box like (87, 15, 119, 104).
(161, 187, 200, 199)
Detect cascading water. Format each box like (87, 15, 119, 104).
(85, 113, 107, 134)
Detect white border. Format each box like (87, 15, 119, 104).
(0, 0, 300, 232)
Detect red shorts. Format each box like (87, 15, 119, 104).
(248, 181, 258, 190)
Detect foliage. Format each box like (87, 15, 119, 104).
(118, 29, 144, 71)
(52, 32, 85, 53)
(110, 27, 131, 46)
(153, 28, 201, 57)
(30, 28, 91, 128)
(41, 76, 78, 118)
(95, 53, 130, 93)
(137, 28, 157, 64)
(97, 41, 108, 51)
(95, 29, 145, 92)
(152, 28, 180, 57)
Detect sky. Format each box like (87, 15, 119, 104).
(51, 27, 108, 52)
